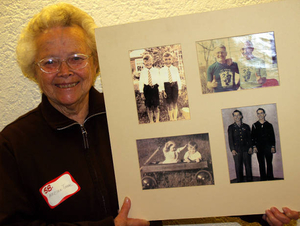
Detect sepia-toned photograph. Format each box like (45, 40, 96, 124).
(129, 44, 190, 124)
(136, 133, 213, 190)
(196, 32, 279, 94)
(222, 103, 283, 183)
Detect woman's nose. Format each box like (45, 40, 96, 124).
(58, 61, 73, 77)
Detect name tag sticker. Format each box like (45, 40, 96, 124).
(39, 171, 81, 209)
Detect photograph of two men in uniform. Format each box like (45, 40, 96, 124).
(222, 103, 283, 183)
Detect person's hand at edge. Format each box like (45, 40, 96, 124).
(248, 148, 253, 155)
(253, 147, 258, 153)
(262, 207, 299, 226)
(207, 75, 218, 90)
(226, 58, 233, 66)
(271, 147, 276, 154)
(114, 197, 150, 226)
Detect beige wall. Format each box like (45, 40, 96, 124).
(0, 0, 280, 130)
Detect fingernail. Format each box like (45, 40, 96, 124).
(265, 209, 270, 214)
(282, 207, 288, 213)
(124, 197, 129, 203)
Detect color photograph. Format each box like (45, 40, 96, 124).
(196, 32, 279, 94)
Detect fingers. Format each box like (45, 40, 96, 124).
(226, 58, 233, 66)
(114, 197, 150, 226)
(255, 73, 261, 79)
(127, 218, 150, 226)
(264, 207, 295, 226)
(271, 207, 291, 224)
(264, 208, 286, 226)
(248, 148, 253, 154)
(209, 75, 218, 88)
(271, 147, 276, 153)
(283, 207, 300, 220)
(255, 72, 263, 83)
(118, 197, 131, 219)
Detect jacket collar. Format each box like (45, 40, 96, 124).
(40, 87, 106, 130)
(234, 122, 244, 127)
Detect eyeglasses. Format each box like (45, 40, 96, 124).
(35, 53, 91, 73)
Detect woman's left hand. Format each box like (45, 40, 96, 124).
(263, 207, 299, 226)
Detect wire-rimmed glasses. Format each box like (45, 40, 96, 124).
(35, 53, 91, 73)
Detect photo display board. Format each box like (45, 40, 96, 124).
(95, 0, 300, 220)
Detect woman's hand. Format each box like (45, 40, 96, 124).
(263, 207, 299, 226)
(114, 197, 150, 226)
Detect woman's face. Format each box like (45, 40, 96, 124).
(34, 26, 97, 109)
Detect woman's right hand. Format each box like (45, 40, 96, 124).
(114, 197, 150, 226)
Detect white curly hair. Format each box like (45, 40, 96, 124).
(16, 3, 100, 83)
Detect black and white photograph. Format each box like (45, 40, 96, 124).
(129, 44, 190, 124)
(136, 133, 213, 190)
(196, 32, 279, 94)
(222, 103, 283, 183)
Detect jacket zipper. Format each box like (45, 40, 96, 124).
(57, 112, 105, 149)
(56, 111, 108, 215)
(80, 125, 89, 149)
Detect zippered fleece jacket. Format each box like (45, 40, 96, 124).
(0, 87, 119, 225)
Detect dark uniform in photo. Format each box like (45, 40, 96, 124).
(228, 110, 253, 183)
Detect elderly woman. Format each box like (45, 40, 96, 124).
(0, 3, 298, 226)
(0, 3, 148, 226)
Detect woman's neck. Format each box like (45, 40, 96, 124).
(49, 96, 89, 125)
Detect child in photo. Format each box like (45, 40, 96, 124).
(160, 52, 182, 121)
(184, 141, 202, 163)
(139, 54, 163, 123)
(162, 141, 187, 164)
